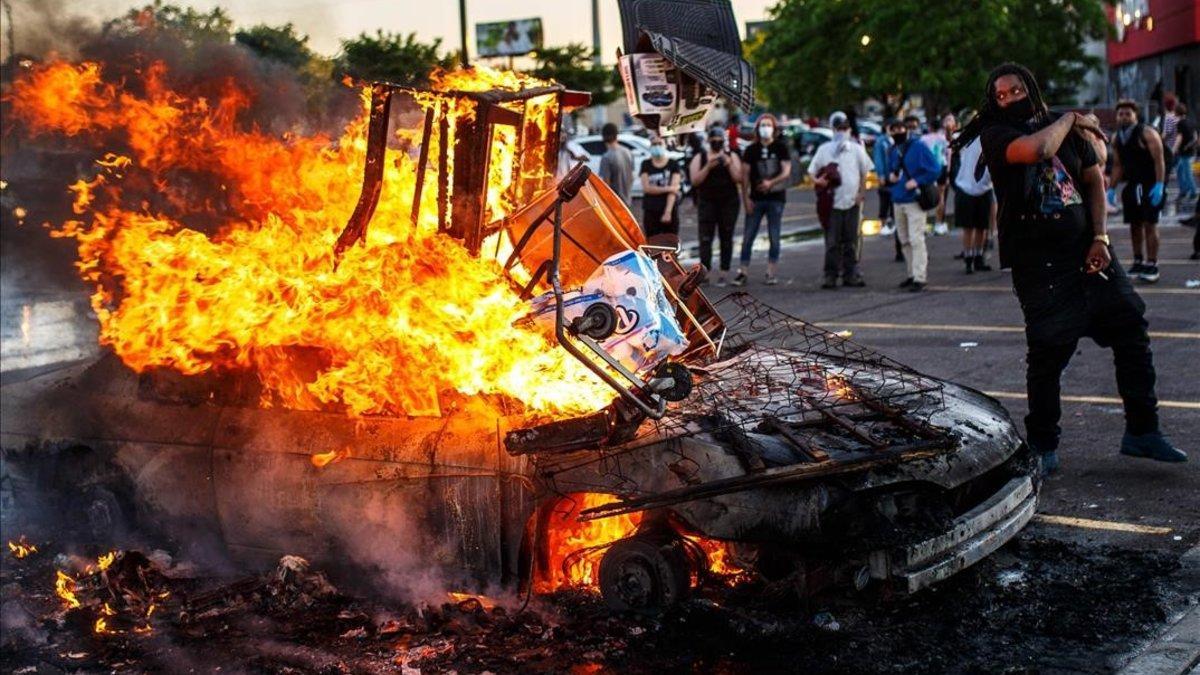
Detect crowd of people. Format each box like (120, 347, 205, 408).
(592, 93, 1197, 291)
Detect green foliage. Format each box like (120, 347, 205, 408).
(528, 43, 620, 106)
(334, 30, 454, 86)
(752, 0, 1110, 116)
(101, 0, 233, 46)
(234, 23, 312, 69)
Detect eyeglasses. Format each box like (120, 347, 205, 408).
(995, 83, 1026, 104)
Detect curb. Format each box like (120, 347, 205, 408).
(1117, 545, 1200, 675)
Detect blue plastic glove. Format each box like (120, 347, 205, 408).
(1106, 187, 1117, 205)
(1148, 182, 1164, 207)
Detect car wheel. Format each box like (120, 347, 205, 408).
(599, 535, 692, 614)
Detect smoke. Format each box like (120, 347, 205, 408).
(0, 0, 97, 61)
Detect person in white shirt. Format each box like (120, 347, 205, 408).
(810, 111, 874, 288)
(952, 135, 996, 273)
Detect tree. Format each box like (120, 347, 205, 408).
(528, 44, 620, 106)
(100, 1, 233, 47)
(235, 23, 312, 69)
(334, 31, 454, 86)
(751, 0, 1109, 117)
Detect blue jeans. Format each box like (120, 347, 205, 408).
(1175, 155, 1197, 198)
(740, 199, 784, 266)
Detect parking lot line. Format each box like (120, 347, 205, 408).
(983, 391, 1200, 410)
(821, 321, 1199, 340)
(926, 285, 1199, 296)
(1032, 514, 1173, 535)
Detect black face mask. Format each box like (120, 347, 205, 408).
(709, 141, 724, 152)
(998, 97, 1036, 124)
(890, 131, 907, 144)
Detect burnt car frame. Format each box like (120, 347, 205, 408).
(0, 80, 1037, 614)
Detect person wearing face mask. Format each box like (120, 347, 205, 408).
(873, 118, 898, 237)
(733, 114, 791, 286)
(809, 111, 873, 288)
(887, 115, 940, 291)
(1109, 100, 1167, 282)
(690, 127, 744, 286)
(953, 62, 1185, 474)
(639, 135, 683, 238)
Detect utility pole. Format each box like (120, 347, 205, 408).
(591, 0, 601, 66)
(3, 0, 15, 66)
(458, 0, 469, 68)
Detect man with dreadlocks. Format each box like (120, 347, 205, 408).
(954, 63, 1186, 474)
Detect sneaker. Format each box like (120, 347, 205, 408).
(973, 255, 993, 272)
(821, 277, 838, 289)
(933, 221, 949, 236)
(765, 275, 779, 286)
(878, 223, 896, 236)
(1129, 260, 1146, 275)
(898, 277, 914, 288)
(1120, 431, 1188, 463)
(715, 277, 728, 288)
(1139, 264, 1160, 283)
(953, 251, 966, 260)
(965, 257, 974, 274)
(731, 272, 748, 287)
(843, 277, 866, 288)
(908, 281, 927, 292)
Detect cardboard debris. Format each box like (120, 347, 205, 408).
(618, 52, 715, 136)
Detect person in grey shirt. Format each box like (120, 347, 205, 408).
(598, 123, 635, 208)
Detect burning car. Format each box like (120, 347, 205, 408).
(1, 61, 1036, 615)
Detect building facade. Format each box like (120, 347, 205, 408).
(1106, 0, 1200, 121)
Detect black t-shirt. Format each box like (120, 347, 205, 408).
(640, 158, 681, 212)
(981, 118, 1098, 270)
(744, 140, 791, 202)
(1179, 118, 1197, 157)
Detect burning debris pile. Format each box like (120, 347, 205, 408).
(0, 534, 1183, 673)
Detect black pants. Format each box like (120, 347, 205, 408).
(877, 187, 893, 222)
(643, 204, 680, 238)
(696, 195, 740, 271)
(1013, 257, 1159, 451)
(824, 205, 861, 279)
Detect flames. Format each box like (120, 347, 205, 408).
(52, 550, 164, 636)
(536, 494, 746, 593)
(7, 536, 39, 559)
(311, 447, 350, 468)
(6, 60, 612, 418)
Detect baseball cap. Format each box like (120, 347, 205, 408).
(829, 111, 849, 128)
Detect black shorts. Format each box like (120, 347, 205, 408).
(955, 190, 992, 230)
(936, 166, 950, 186)
(644, 205, 680, 237)
(1122, 183, 1161, 225)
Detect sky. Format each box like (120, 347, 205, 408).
(10, 0, 778, 63)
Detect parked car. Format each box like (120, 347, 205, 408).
(566, 133, 688, 199)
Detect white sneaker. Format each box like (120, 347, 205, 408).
(933, 222, 949, 236)
(764, 275, 779, 286)
(878, 223, 896, 236)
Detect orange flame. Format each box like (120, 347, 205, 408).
(311, 447, 350, 468)
(536, 494, 745, 593)
(55, 570, 81, 609)
(7, 60, 612, 418)
(7, 536, 38, 559)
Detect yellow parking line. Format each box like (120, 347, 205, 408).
(822, 321, 1199, 340)
(983, 390, 1200, 410)
(926, 285, 1199, 295)
(1032, 514, 1172, 535)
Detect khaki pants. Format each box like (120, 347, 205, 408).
(895, 202, 928, 283)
